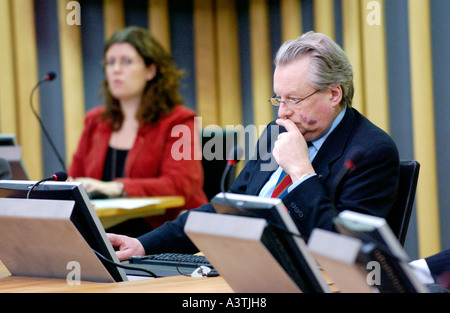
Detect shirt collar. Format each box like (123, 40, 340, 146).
(309, 105, 347, 151)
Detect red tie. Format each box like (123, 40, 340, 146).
(271, 141, 312, 198)
(271, 170, 292, 198)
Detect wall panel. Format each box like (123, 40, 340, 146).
(408, 0, 441, 257)
(11, 0, 42, 179)
(0, 0, 18, 134)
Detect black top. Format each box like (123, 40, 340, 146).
(102, 147, 129, 181)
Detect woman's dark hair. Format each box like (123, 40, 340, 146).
(101, 26, 184, 129)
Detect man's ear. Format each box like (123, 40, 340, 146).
(329, 85, 343, 108)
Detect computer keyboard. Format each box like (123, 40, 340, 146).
(128, 253, 212, 268)
(87, 190, 109, 199)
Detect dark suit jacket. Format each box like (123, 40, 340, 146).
(138, 107, 400, 254)
(426, 249, 450, 281)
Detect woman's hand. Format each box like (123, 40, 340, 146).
(74, 177, 124, 197)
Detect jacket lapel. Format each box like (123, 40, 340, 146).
(92, 122, 113, 179)
(249, 122, 282, 195)
(311, 107, 356, 182)
(124, 123, 153, 176)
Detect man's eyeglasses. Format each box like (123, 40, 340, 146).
(269, 89, 321, 108)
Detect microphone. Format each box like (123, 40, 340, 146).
(330, 151, 363, 204)
(44, 72, 57, 82)
(29, 71, 67, 172)
(26, 171, 68, 199)
(220, 146, 243, 193)
(44, 171, 68, 182)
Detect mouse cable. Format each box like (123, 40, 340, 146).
(92, 249, 158, 278)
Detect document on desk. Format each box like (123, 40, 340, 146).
(91, 198, 162, 210)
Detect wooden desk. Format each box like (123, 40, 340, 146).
(0, 275, 233, 293)
(93, 196, 184, 229)
(0, 260, 338, 293)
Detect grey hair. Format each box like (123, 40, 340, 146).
(274, 31, 354, 107)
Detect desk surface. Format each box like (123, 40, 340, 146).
(0, 260, 338, 293)
(94, 196, 184, 229)
(0, 275, 234, 293)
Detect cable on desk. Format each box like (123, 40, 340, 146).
(127, 254, 219, 278)
(92, 249, 158, 278)
(177, 265, 194, 277)
(175, 264, 219, 277)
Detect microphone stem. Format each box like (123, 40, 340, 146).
(29, 80, 67, 172)
(26, 177, 49, 199)
(220, 164, 232, 193)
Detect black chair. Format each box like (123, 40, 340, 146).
(201, 129, 238, 200)
(386, 160, 420, 246)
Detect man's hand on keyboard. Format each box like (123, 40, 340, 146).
(107, 233, 146, 260)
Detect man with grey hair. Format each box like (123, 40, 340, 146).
(108, 32, 399, 258)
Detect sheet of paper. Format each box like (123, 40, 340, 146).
(91, 198, 162, 210)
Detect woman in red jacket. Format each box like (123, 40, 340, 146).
(69, 27, 207, 234)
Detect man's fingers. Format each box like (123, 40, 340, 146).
(115, 250, 130, 260)
(276, 118, 299, 133)
(107, 233, 122, 247)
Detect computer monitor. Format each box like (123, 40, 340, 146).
(209, 192, 330, 293)
(0, 180, 127, 282)
(334, 210, 428, 293)
(0, 134, 29, 180)
(0, 134, 18, 146)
